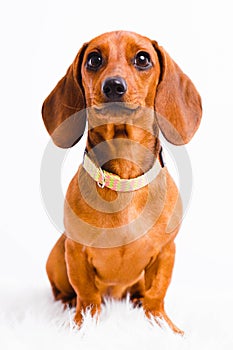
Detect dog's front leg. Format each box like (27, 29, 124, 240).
(65, 238, 101, 327)
(143, 240, 183, 334)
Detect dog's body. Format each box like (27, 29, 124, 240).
(42, 31, 202, 334)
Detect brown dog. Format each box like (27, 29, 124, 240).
(42, 31, 202, 334)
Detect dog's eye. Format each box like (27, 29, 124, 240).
(86, 52, 103, 71)
(134, 51, 152, 70)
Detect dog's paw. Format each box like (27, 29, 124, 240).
(145, 308, 184, 335)
(74, 302, 101, 328)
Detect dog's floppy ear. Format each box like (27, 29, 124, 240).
(152, 41, 202, 145)
(42, 43, 88, 148)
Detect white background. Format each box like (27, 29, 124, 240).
(1, 0, 233, 348)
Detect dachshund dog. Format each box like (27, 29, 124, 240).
(42, 31, 202, 334)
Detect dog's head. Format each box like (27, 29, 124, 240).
(42, 31, 202, 148)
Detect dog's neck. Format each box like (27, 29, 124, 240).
(86, 111, 160, 179)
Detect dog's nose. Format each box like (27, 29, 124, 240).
(102, 77, 127, 100)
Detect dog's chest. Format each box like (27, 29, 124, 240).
(86, 238, 156, 287)
(64, 168, 170, 248)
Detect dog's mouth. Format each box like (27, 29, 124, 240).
(87, 103, 155, 129)
(93, 102, 140, 115)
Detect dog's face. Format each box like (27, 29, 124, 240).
(81, 31, 161, 111)
(42, 30, 202, 149)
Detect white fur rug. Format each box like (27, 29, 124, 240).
(0, 283, 232, 350)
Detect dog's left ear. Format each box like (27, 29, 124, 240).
(42, 43, 88, 148)
(152, 41, 202, 145)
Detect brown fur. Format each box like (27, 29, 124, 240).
(42, 31, 202, 334)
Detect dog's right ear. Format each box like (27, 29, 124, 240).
(42, 43, 88, 148)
